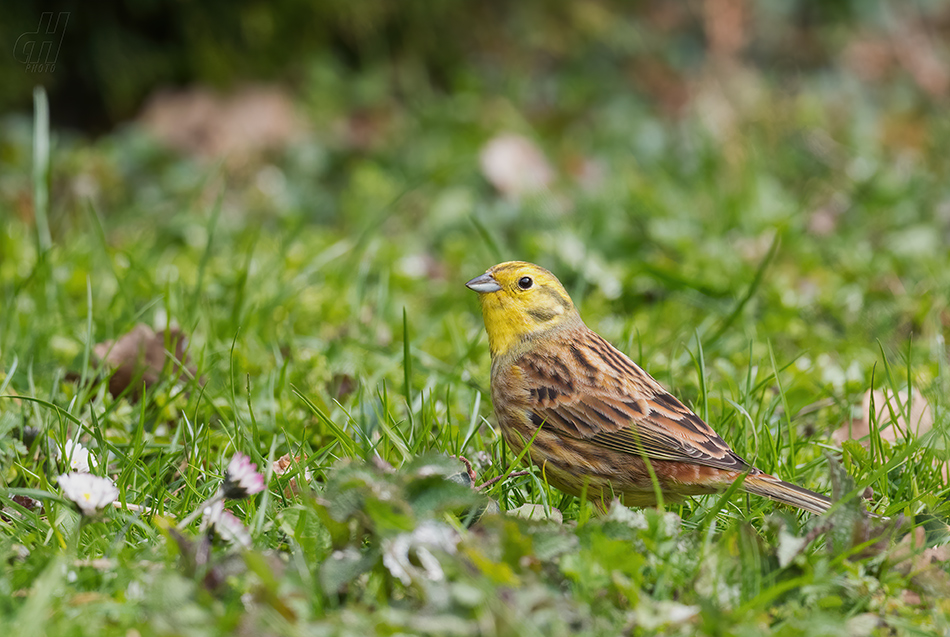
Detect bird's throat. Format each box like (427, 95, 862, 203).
(480, 296, 533, 359)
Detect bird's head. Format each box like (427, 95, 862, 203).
(466, 261, 580, 358)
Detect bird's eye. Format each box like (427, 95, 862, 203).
(518, 276, 533, 290)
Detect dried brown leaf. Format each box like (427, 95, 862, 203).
(703, 0, 747, 60)
(632, 58, 691, 116)
(273, 454, 312, 496)
(893, 25, 949, 98)
(328, 373, 356, 402)
(335, 108, 394, 152)
(842, 34, 896, 83)
(842, 22, 949, 98)
(833, 388, 933, 444)
(891, 526, 950, 598)
(92, 324, 196, 398)
(139, 84, 303, 165)
(834, 388, 946, 481)
(901, 589, 922, 606)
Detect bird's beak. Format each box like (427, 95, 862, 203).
(465, 272, 502, 293)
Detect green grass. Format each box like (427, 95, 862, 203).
(3, 54, 950, 635)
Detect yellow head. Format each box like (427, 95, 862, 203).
(466, 261, 580, 358)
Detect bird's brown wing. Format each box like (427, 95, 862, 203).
(514, 328, 752, 474)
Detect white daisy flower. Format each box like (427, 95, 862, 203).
(222, 452, 265, 499)
(56, 439, 94, 473)
(58, 473, 118, 516)
(201, 500, 252, 548)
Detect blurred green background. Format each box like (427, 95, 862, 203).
(3, 0, 950, 405)
(3, 1, 947, 128)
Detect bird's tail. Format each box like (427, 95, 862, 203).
(743, 474, 832, 515)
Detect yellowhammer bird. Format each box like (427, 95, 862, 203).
(466, 261, 831, 514)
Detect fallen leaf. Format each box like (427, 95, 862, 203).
(335, 108, 393, 152)
(632, 57, 691, 116)
(273, 454, 312, 496)
(92, 324, 196, 398)
(841, 21, 948, 98)
(823, 453, 902, 561)
(1, 495, 40, 523)
(892, 24, 949, 98)
(833, 388, 933, 444)
(842, 33, 897, 83)
(327, 373, 356, 402)
(479, 134, 554, 200)
(892, 526, 950, 572)
(703, 0, 747, 60)
(891, 526, 950, 598)
(11, 495, 39, 511)
(901, 589, 922, 606)
(139, 84, 303, 166)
